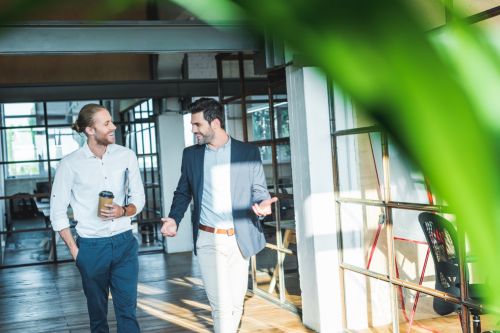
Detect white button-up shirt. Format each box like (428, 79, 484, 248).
(200, 137, 233, 229)
(50, 143, 145, 238)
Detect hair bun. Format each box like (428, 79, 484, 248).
(71, 122, 80, 132)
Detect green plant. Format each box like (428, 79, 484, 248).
(173, 0, 500, 311)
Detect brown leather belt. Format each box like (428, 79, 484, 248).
(199, 224, 235, 236)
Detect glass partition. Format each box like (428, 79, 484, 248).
(331, 86, 492, 332)
(344, 270, 394, 332)
(396, 285, 463, 333)
(337, 132, 384, 201)
(340, 202, 388, 275)
(1, 98, 164, 267)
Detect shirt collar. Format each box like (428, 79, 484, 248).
(83, 143, 117, 158)
(206, 136, 231, 152)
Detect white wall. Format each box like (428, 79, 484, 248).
(0, 122, 5, 261)
(159, 98, 193, 253)
(287, 66, 343, 332)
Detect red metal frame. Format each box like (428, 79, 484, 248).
(365, 173, 439, 332)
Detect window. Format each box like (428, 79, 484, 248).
(330, 87, 487, 332)
(2, 103, 40, 177)
(0, 98, 165, 267)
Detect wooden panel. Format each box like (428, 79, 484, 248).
(0, 54, 151, 84)
(0, 0, 147, 21)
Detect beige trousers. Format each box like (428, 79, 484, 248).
(196, 229, 250, 333)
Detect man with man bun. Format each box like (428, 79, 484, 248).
(50, 104, 145, 333)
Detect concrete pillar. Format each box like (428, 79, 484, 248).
(287, 66, 343, 332)
(158, 98, 193, 253)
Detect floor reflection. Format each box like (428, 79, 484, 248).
(0, 252, 312, 332)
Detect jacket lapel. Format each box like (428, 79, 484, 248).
(230, 138, 242, 211)
(194, 145, 205, 214)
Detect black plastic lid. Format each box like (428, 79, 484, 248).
(99, 190, 114, 198)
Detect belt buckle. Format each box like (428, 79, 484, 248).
(226, 229, 235, 236)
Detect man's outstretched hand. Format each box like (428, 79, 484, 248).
(160, 217, 178, 237)
(252, 197, 278, 217)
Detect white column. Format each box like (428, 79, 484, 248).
(158, 98, 193, 253)
(287, 66, 343, 332)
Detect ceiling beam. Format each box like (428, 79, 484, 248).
(0, 78, 284, 103)
(0, 21, 261, 54)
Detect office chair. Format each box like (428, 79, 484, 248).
(418, 212, 498, 333)
(9, 192, 39, 220)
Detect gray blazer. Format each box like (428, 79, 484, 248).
(168, 138, 271, 258)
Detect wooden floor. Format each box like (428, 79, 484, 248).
(0, 252, 313, 333)
(346, 308, 500, 333)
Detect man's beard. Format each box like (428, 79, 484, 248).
(196, 131, 214, 145)
(95, 132, 115, 146)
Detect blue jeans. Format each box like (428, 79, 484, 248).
(76, 230, 140, 333)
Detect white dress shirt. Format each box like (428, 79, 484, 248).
(50, 143, 145, 238)
(200, 137, 234, 229)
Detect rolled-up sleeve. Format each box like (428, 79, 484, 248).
(127, 151, 145, 216)
(50, 161, 74, 231)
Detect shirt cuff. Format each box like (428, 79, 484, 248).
(51, 218, 70, 232)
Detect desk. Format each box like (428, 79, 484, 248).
(35, 200, 54, 260)
(263, 220, 296, 294)
(264, 219, 295, 231)
(35, 200, 50, 216)
(35, 201, 76, 227)
(34, 201, 77, 261)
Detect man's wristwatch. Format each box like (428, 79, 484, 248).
(122, 206, 127, 217)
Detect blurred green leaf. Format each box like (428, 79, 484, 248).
(2, 0, 500, 314)
(173, 0, 500, 310)
(170, 0, 246, 22)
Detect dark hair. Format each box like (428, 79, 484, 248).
(188, 98, 225, 129)
(71, 103, 106, 134)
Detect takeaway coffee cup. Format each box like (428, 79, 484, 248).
(98, 191, 114, 218)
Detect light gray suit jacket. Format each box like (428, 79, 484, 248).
(168, 138, 271, 258)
